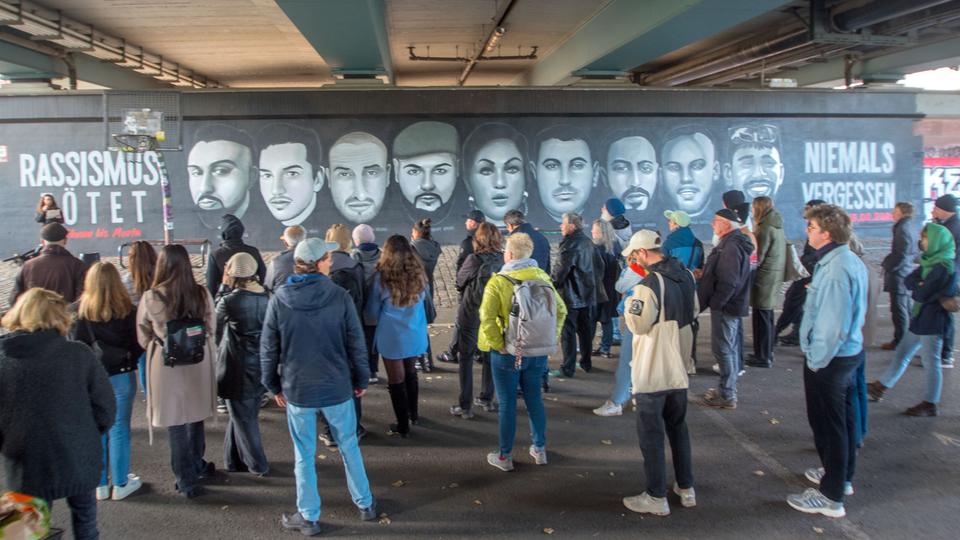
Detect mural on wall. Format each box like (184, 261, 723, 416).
(0, 115, 921, 256)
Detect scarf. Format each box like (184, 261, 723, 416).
(919, 223, 955, 279)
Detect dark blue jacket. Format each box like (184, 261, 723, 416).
(698, 229, 753, 317)
(906, 265, 957, 336)
(662, 226, 704, 271)
(512, 222, 551, 274)
(881, 217, 918, 292)
(938, 213, 960, 267)
(260, 273, 369, 408)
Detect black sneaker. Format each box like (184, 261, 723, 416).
(281, 511, 324, 536)
(359, 499, 378, 521)
(198, 460, 216, 480)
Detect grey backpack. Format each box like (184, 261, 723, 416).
(499, 273, 558, 362)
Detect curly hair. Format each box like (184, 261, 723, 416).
(376, 234, 426, 307)
(804, 203, 852, 245)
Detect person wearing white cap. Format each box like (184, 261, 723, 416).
(619, 229, 697, 516)
(260, 238, 375, 535)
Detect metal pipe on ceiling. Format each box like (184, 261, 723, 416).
(833, 0, 957, 32)
(458, 0, 519, 86)
(691, 43, 855, 87)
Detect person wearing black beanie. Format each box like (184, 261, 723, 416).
(932, 194, 960, 368)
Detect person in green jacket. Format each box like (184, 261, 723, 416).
(478, 233, 566, 472)
(748, 196, 785, 368)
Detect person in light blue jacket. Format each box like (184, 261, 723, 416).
(363, 235, 433, 439)
(787, 204, 867, 520)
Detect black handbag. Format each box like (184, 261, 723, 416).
(157, 317, 207, 367)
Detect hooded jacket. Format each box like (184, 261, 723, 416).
(265, 249, 295, 292)
(1, 330, 115, 501)
(478, 258, 567, 353)
(751, 207, 786, 310)
(456, 251, 504, 328)
(662, 226, 704, 271)
(215, 287, 269, 401)
(10, 244, 87, 305)
(260, 273, 369, 408)
(881, 217, 918, 292)
(609, 214, 633, 255)
(352, 244, 381, 286)
(330, 251, 366, 316)
(553, 227, 597, 310)
(510, 222, 551, 273)
(412, 237, 442, 298)
(698, 228, 753, 317)
(206, 215, 267, 296)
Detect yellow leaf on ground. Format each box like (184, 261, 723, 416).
(601, 440, 613, 445)
(543, 528, 555, 534)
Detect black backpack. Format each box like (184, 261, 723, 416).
(154, 291, 207, 367)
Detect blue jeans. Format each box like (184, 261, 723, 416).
(137, 353, 147, 398)
(596, 319, 613, 352)
(490, 352, 547, 456)
(100, 372, 135, 487)
(711, 312, 740, 401)
(286, 400, 373, 521)
(880, 331, 943, 403)
(612, 317, 622, 342)
(610, 327, 633, 405)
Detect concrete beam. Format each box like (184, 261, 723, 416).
(795, 36, 960, 87)
(510, 0, 791, 86)
(276, 0, 392, 80)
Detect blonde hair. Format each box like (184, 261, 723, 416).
(2, 288, 73, 336)
(325, 223, 352, 252)
(78, 262, 135, 322)
(506, 233, 534, 260)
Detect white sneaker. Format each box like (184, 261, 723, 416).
(738, 369, 746, 376)
(623, 492, 670, 516)
(487, 452, 514, 472)
(805, 467, 854, 496)
(529, 446, 547, 465)
(673, 484, 696, 508)
(592, 400, 622, 417)
(96, 485, 110, 501)
(712, 363, 720, 374)
(786, 488, 845, 518)
(112, 474, 142, 501)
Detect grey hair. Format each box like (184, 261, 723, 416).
(563, 212, 583, 229)
(503, 209, 526, 226)
(591, 219, 615, 252)
(283, 225, 306, 247)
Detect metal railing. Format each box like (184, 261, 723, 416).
(117, 239, 211, 269)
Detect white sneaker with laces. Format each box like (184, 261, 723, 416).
(786, 488, 845, 518)
(487, 452, 514, 471)
(96, 485, 110, 501)
(623, 492, 670, 516)
(529, 446, 547, 465)
(673, 484, 696, 508)
(712, 363, 720, 374)
(592, 400, 622, 417)
(112, 474, 142, 501)
(805, 467, 854, 495)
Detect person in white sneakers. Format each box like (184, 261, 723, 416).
(620, 230, 697, 516)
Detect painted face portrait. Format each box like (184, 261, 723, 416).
(662, 132, 718, 216)
(258, 143, 323, 225)
(394, 152, 458, 212)
(534, 138, 598, 221)
(724, 125, 784, 199)
(329, 133, 390, 223)
(187, 140, 253, 218)
(468, 138, 525, 222)
(606, 136, 658, 211)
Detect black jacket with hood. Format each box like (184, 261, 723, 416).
(330, 251, 366, 317)
(882, 216, 918, 292)
(698, 228, 754, 317)
(206, 215, 267, 296)
(412, 237, 442, 298)
(216, 287, 269, 401)
(456, 251, 504, 328)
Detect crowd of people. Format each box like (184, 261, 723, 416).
(1, 189, 956, 537)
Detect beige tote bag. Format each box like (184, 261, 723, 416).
(630, 273, 690, 394)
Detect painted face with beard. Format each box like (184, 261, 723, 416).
(725, 145, 784, 199)
(606, 136, 658, 211)
(329, 132, 390, 223)
(188, 139, 253, 225)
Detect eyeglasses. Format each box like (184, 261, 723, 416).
(730, 124, 779, 146)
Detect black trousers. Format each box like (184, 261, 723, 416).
(445, 321, 461, 359)
(561, 307, 594, 376)
(635, 389, 693, 499)
(889, 290, 910, 345)
(224, 396, 269, 474)
(751, 309, 775, 363)
(52, 491, 98, 540)
(457, 322, 495, 409)
(167, 421, 207, 494)
(776, 279, 808, 335)
(803, 350, 863, 503)
(363, 325, 379, 375)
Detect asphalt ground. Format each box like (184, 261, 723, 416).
(30, 304, 960, 540)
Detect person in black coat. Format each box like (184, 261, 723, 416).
(1, 288, 115, 540)
(411, 218, 441, 371)
(591, 219, 619, 358)
(449, 222, 504, 418)
(776, 199, 826, 346)
(932, 194, 960, 368)
(206, 214, 267, 297)
(264, 226, 305, 292)
(880, 202, 918, 350)
(551, 212, 598, 378)
(215, 253, 270, 475)
(504, 209, 551, 273)
(439, 210, 486, 366)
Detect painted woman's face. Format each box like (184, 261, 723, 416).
(469, 138, 525, 221)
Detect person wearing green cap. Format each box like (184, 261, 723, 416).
(868, 222, 957, 418)
(661, 210, 704, 276)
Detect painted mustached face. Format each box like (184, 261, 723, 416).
(188, 140, 253, 213)
(395, 152, 457, 211)
(607, 136, 658, 211)
(535, 138, 597, 220)
(258, 142, 322, 224)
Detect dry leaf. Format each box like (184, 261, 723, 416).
(609, 472, 615, 477)
(435, 375, 443, 379)
(546, 396, 559, 402)
(473, 499, 483, 505)
(221, 505, 229, 510)
(543, 528, 555, 535)
(379, 516, 392, 525)
(426, 377, 433, 381)
(813, 526, 824, 534)
(449, 483, 459, 488)
(761, 410, 770, 415)
(753, 470, 765, 476)
(557, 378, 566, 382)
(769, 418, 780, 425)
(316, 454, 327, 460)
(601, 439, 613, 445)
(392, 480, 405, 487)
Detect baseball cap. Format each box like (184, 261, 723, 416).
(663, 209, 691, 228)
(41, 222, 68, 242)
(464, 209, 485, 222)
(621, 229, 661, 258)
(294, 238, 339, 264)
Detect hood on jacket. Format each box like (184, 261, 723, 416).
(648, 256, 690, 285)
(330, 251, 360, 273)
(502, 258, 538, 272)
(610, 215, 630, 231)
(0, 329, 62, 357)
(757, 208, 783, 229)
(723, 228, 755, 254)
(220, 214, 245, 241)
(667, 226, 697, 246)
(276, 274, 340, 311)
